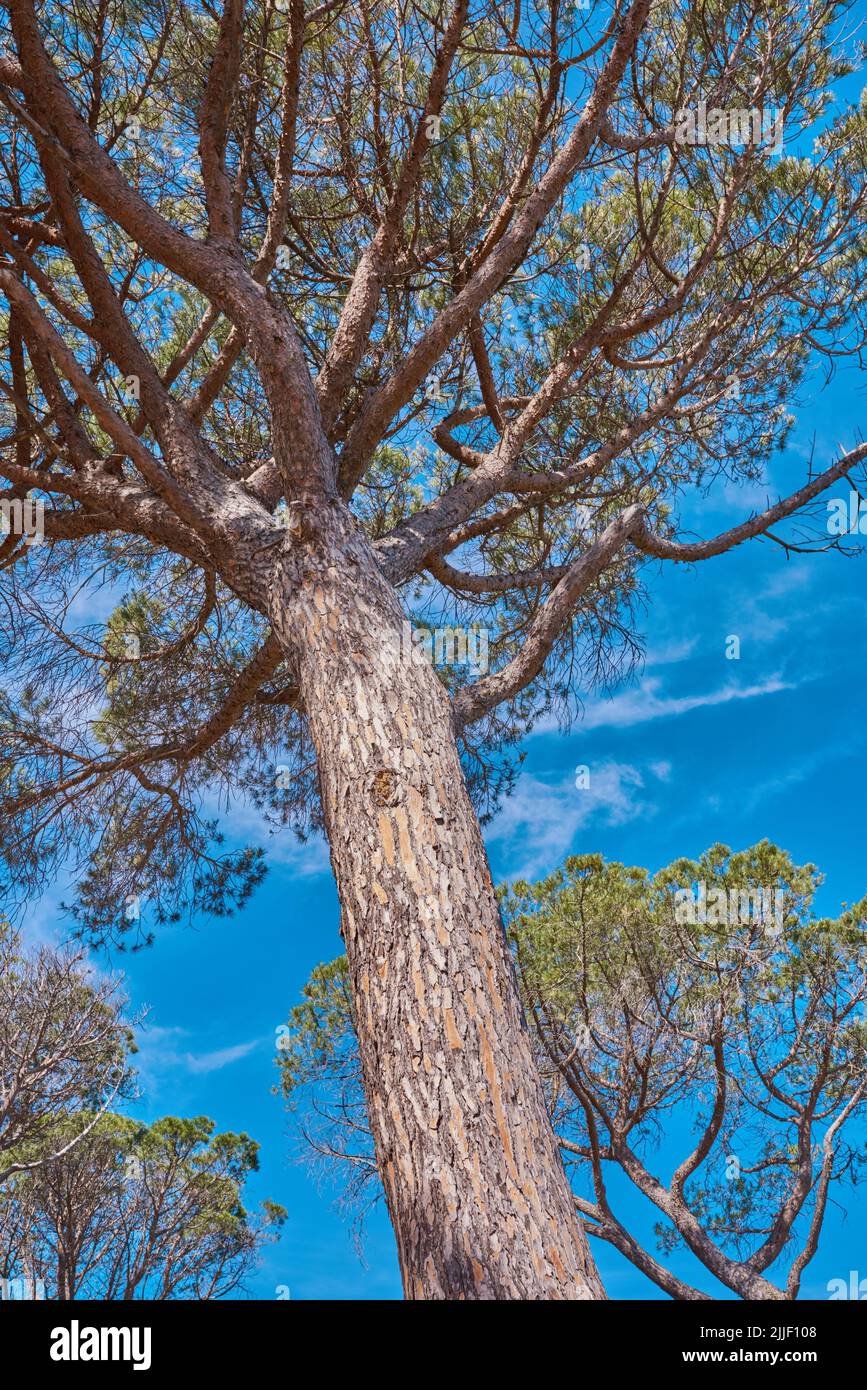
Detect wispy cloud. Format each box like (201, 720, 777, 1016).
(730, 562, 818, 642)
(488, 763, 653, 881)
(741, 739, 862, 814)
(579, 674, 797, 731)
(18, 886, 71, 952)
(16, 883, 122, 992)
(201, 790, 332, 879)
(649, 760, 673, 781)
(134, 1024, 262, 1085)
(644, 636, 699, 667)
(185, 1039, 260, 1074)
(255, 827, 331, 877)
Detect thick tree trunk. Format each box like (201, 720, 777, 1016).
(269, 500, 604, 1300)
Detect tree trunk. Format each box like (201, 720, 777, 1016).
(269, 499, 604, 1300)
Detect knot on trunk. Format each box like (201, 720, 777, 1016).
(370, 767, 400, 807)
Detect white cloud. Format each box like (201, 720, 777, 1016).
(578, 674, 796, 731)
(185, 1039, 260, 1074)
(649, 760, 672, 781)
(718, 476, 776, 514)
(18, 887, 70, 952)
(742, 738, 861, 814)
(487, 763, 652, 881)
(644, 637, 699, 667)
(730, 562, 817, 642)
(15, 883, 121, 991)
(65, 577, 125, 625)
(134, 1024, 262, 1084)
(255, 827, 331, 878)
(756, 562, 814, 600)
(202, 792, 332, 879)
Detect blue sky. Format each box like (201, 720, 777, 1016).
(20, 47, 867, 1300)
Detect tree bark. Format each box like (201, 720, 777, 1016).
(269, 499, 604, 1299)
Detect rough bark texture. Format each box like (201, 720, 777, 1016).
(269, 501, 604, 1299)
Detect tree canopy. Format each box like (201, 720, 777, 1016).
(1, 0, 866, 939)
(1, 1111, 285, 1298)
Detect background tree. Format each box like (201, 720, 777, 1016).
(0, 920, 284, 1299)
(508, 843, 867, 1301)
(282, 842, 867, 1300)
(2, 0, 867, 1296)
(0, 917, 132, 1185)
(0, 1112, 285, 1298)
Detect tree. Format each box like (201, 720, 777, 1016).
(0, 1112, 285, 1299)
(0, 920, 284, 1299)
(1, 0, 866, 1297)
(0, 917, 133, 1186)
(282, 842, 867, 1300)
(507, 843, 867, 1301)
